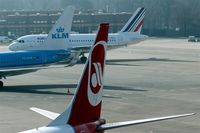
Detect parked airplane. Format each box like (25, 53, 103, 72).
(20, 23, 194, 133)
(9, 7, 148, 62)
(0, 6, 75, 87)
(0, 36, 11, 43)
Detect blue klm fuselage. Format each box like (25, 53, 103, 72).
(0, 50, 70, 68)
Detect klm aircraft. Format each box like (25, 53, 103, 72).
(0, 6, 75, 87)
(9, 8, 148, 63)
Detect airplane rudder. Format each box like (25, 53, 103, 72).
(95, 23, 109, 44)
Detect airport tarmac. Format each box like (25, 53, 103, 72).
(0, 38, 200, 133)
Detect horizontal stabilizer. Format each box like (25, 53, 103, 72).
(30, 107, 60, 120)
(97, 113, 195, 131)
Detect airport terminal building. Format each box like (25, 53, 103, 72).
(0, 10, 132, 39)
(0, 9, 197, 39)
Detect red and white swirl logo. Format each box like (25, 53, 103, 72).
(87, 41, 105, 106)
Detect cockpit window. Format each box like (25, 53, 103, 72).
(19, 40, 25, 43)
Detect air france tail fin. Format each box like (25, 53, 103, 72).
(48, 23, 109, 127)
(120, 7, 146, 33)
(43, 6, 74, 50)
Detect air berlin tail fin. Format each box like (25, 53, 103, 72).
(48, 23, 109, 127)
(67, 23, 109, 126)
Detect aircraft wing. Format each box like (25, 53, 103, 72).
(71, 44, 128, 53)
(0, 65, 67, 77)
(71, 45, 91, 53)
(30, 107, 60, 120)
(97, 113, 195, 131)
(0, 67, 42, 77)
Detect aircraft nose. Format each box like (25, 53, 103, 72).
(8, 43, 17, 51)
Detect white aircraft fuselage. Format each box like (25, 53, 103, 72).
(9, 32, 147, 52)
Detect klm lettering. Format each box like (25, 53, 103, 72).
(52, 33, 69, 39)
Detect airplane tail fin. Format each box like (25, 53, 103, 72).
(120, 7, 146, 33)
(43, 6, 74, 50)
(48, 23, 109, 127)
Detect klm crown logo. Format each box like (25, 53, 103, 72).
(52, 26, 69, 39)
(56, 27, 65, 33)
